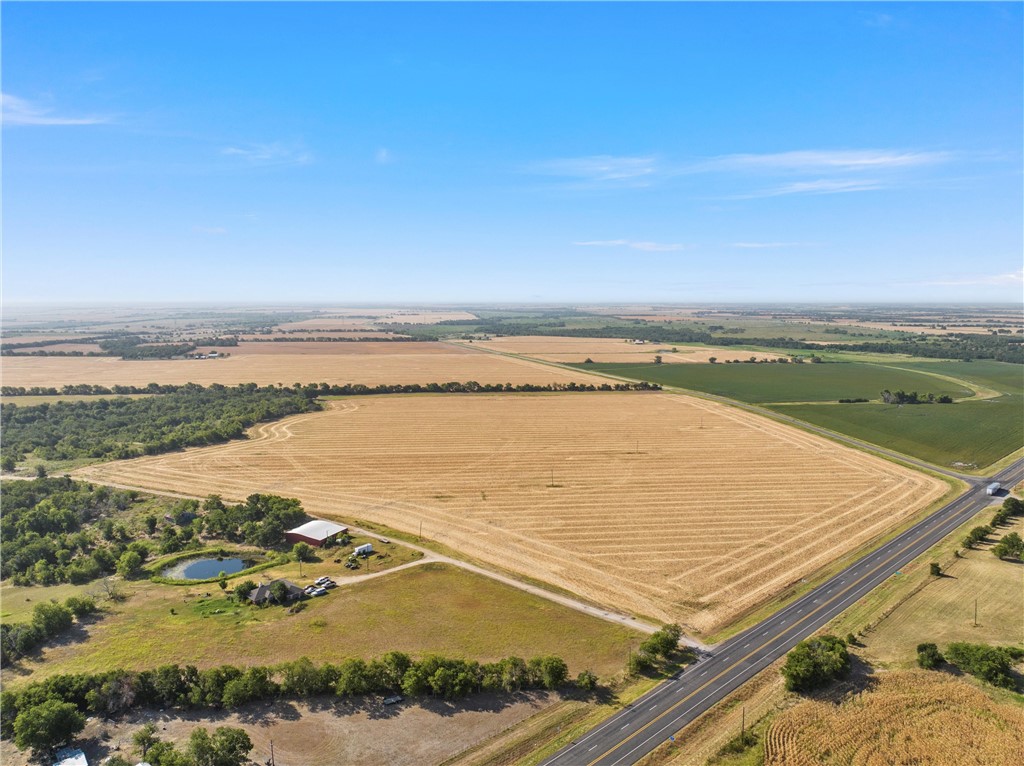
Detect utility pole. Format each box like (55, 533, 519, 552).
(974, 598, 978, 627)
(741, 706, 745, 739)
(269, 740, 275, 766)
(418, 520, 423, 540)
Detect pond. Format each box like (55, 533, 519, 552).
(162, 557, 255, 581)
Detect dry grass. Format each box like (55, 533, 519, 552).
(859, 535, 1024, 666)
(0, 347, 607, 388)
(763, 670, 1024, 766)
(79, 393, 946, 635)
(0, 693, 554, 766)
(201, 341, 467, 356)
(462, 336, 787, 364)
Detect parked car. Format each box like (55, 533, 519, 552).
(383, 695, 403, 705)
(379, 538, 390, 544)
(322, 580, 337, 589)
(311, 587, 328, 596)
(315, 576, 332, 586)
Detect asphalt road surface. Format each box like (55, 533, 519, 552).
(542, 458, 1024, 766)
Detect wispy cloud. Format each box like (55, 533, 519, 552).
(574, 239, 689, 252)
(375, 147, 394, 164)
(526, 155, 658, 187)
(921, 269, 1024, 287)
(2, 93, 109, 126)
(697, 150, 950, 174)
(221, 142, 312, 166)
(733, 178, 884, 199)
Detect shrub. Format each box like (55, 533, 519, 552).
(781, 635, 850, 692)
(916, 642, 944, 669)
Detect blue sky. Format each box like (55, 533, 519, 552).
(3, 2, 1022, 304)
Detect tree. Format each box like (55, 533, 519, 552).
(576, 669, 598, 691)
(117, 549, 144, 579)
(188, 726, 253, 766)
(233, 580, 256, 601)
(537, 656, 569, 690)
(708, 357, 717, 364)
(31, 601, 73, 637)
(269, 580, 290, 605)
(133, 722, 159, 759)
(929, 562, 942, 577)
(653, 355, 663, 364)
(916, 643, 944, 670)
(781, 635, 850, 692)
(144, 514, 159, 534)
(35, 464, 48, 479)
(292, 541, 315, 562)
(992, 532, 1024, 560)
(13, 699, 85, 755)
(1, 455, 16, 472)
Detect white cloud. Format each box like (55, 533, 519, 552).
(526, 155, 658, 186)
(697, 150, 950, 174)
(221, 142, 312, 166)
(2, 93, 109, 126)
(734, 178, 884, 199)
(375, 147, 393, 164)
(574, 239, 689, 252)
(921, 269, 1024, 287)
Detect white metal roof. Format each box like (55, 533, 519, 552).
(287, 519, 348, 540)
(52, 750, 88, 766)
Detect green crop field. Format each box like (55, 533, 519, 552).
(570, 362, 970, 403)
(4, 563, 637, 686)
(884, 360, 1023, 393)
(769, 397, 1023, 469)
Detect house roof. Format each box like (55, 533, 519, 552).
(52, 749, 88, 766)
(249, 579, 304, 602)
(286, 519, 348, 540)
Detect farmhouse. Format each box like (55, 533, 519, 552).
(285, 519, 349, 547)
(248, 579, 304, 605)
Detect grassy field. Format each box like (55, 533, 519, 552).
(5, 562, 637, 685)
(763, 671, 1024, 766)
(769, 396, 1023, 469)
(77, 394, 947, 636)
(569, 361, 970, 403)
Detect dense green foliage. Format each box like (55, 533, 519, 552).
(0, 598, 98, 664)
(0, 477, 147, 584)
(991, 532, 1024, 560)
(916, 642, 944, 669)
(962, 525, 994, 550)
(943, 642, 1023, 689)
(781, 635, 850, 692)
(991, 496, 1024, 528)
(1, 383, 321, 463)
(572, 361, 967, 403)
(199, 494, 306, 547)
(12, 698, 85, 755)
(628, 624, 694, 674)
(0, 653, 580, 742)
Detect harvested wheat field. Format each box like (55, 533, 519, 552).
(81, 393, 946, 634)
(461, 336, 787, 364)
(0, 346, 606, 389)
(764, 671, 1024, 766)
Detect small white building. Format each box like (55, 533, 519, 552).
(354, 543, 374, 556)
(52, 749, 88, 766)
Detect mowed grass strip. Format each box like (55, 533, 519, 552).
(7, 563, 636, 685)
(570, 362, 970, 403)
(768, 397, 1023, 469)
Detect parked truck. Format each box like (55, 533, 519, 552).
(986, 482, 1001, 496)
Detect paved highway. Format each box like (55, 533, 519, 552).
(542, 458, 1024, 766)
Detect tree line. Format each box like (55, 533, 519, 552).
(916, 641, 1024, 690)
(1, 383, 321, 465)
(879, 389, 954, 404)
(0, 652, 586, 744)
(1, 478, 308, 587)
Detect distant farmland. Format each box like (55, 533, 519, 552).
(0, 343, 608, 389)
(576, 359, 1023, 469)
(568, 361, 972, 403)
(79, 393, 947, 635)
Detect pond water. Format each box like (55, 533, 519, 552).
(162, 557, 253, 580)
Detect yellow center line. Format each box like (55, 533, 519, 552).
(582, 489, 988, 766)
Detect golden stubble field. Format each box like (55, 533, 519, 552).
(0, 343, 609, 388)
(80, 393, 947, 634)
(460, 336, 787, 364)
(763, 671, 1024, 766)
